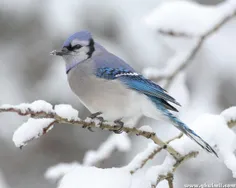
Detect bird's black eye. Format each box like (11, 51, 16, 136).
(64, 44, 81, 51)
(72, 44, 82, 49)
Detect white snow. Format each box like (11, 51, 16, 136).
(83, 133, 131, 166)
(146, 154, 175, 185)
(84, 117, 93, 123)
(84, 117, 102, 127)
(143, 0, 236, 37)
(138, 125, 153, 133)
(93, 118, 101, 127)
(45, 162, 81, 182)
(12, 118, 55, 148)
(0, 103, 29, 114)
(30, 100, 54, 113)
(54, 104, 79, 120)
(58, 166, 131, 188)
(125, 142, 158, 172)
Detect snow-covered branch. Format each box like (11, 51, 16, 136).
(145, 0, 236, 38)
(143, 0, 236, 88)
(0, 100, 181, 160)
(13, 118, 56, 148)
(148, 151, 199, 188)
(2, 101, 236, 188)
(145, 108, 236, 187)
(125, 134, 183, 174)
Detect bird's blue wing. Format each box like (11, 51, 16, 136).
(93, 53, 180, 106)
(118, 74, 180, 106)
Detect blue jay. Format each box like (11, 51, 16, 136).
(51, 30, 217, 157)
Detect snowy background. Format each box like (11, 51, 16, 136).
(0, 0, 236, 187)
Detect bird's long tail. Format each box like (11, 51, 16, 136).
(166, 112, 218, 157)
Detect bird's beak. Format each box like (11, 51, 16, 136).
(50, 48, 69, 56)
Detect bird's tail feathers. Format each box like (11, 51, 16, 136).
(167, 113, 218, 157)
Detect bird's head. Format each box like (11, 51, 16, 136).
(50, 30, 95, 60)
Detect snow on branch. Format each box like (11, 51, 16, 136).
(125, 134, 183, 174)
(13, 118, 55, 148)
(45, 162, 81, 182)
(2, 101, 236, 187)
(0, 100, 182, 160)
(144, 0, 236, 38)
(143, 0, 236, 88)
(147, 151, 198, 188)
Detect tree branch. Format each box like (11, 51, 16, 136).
(158, 29, 193, 38)
(157, 1, 236, 39)
(0, 104, 182, 160)
(146, 5, 236, 89)
(1, 102, 236, 188)
(154, 151, 198, 187)
(128, 134, 183, 174)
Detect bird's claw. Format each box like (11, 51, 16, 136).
(113, 119, 124, 134)
(96, 116, 104, 122)
(89, 112, 102, 119)
(88, 112, 103, 132)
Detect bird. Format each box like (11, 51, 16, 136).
(50, 30, 218, 157)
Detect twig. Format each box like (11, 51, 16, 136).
(129, 134, 183, 174)
(162, 39, 202, 89)
(154, 151, 198, 187)
(158, 1, 236, 38)
(150, 6, 236, 89)
(166, 174, 174, 188)
(158, 29, 193, 38)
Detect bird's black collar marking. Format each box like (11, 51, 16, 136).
(87, 38, 95, 58)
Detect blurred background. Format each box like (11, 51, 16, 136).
(0, 0, 236, 187)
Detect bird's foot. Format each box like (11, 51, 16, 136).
(113, 119, 124, 134)
(89, 112, 102, 119)
(88, 112, 103, 132)
(96, 116, 104, 122)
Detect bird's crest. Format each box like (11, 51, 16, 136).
(63, 30, 92, 47)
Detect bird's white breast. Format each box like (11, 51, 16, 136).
(67, 62, 144, 124)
